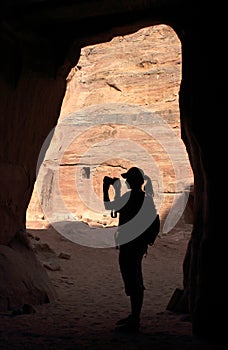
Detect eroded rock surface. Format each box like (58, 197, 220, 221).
(27, 26, 193, 230)
(0, 231, 56, 311)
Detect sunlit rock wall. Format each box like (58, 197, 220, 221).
(27, 25, 193, 231)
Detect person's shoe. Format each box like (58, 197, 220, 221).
(115, 314, 132, 326)
(115, 317, 140, 333)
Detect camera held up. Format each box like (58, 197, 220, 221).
(103, 176, 119, 186)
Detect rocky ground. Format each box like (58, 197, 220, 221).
(1, 221, 220, 350)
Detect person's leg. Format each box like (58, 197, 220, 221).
(130, 289, 144, 322)
(115, 249, 132, 325)
(116, 250, 145, 332)
(116, 291, 143, 332)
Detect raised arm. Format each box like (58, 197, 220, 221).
(103, 177, 122, 211)
(103, 177, 112, 208)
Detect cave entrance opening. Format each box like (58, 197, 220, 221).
(27, 24, 193, 248)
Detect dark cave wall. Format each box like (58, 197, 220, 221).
(0, 21, 81, 244)
(178, 19, 227, 337)
(0, 18, 81, 308)
(0, 0, 227, 340)
(0, 72, 67, 244)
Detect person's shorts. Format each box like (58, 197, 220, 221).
(118, 245, 147, 296)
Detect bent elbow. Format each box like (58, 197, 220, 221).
(104, 201, 112, 210)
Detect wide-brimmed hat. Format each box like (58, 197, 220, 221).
(121, 166, 144, 183)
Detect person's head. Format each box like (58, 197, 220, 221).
(121, 166, 144, 189)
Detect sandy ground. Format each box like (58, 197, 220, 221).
(0, 223, 219, 350)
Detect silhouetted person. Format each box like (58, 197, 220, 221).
(103, 166, 158, 332)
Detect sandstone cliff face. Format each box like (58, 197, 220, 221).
(27, 25, 193, 233)
(61, 25, 181, 119)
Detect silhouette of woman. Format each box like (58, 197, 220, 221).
(103, 167, 157, 332)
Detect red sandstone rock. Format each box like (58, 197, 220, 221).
(27, 25, 193, 232)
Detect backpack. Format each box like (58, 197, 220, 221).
(140, 213, 160, 246)
(113, 191, 160, 248)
